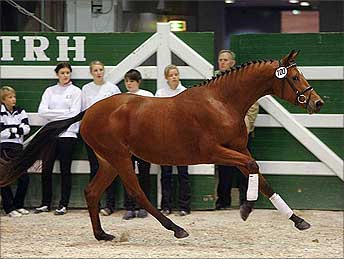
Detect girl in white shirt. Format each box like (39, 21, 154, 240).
(81, 60, 121, 216)
(155, 65, 191, 216)
(122, 69, 152, 220)
(35, 62, 81, 216)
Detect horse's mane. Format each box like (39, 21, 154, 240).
(191, 59, 275, 88)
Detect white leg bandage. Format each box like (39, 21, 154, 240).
(247, 174, 259, 201)
(269, 193, 293, 218)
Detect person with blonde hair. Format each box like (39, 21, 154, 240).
(0, 86, 31, 217)
(81, 60, 121, 216)
(155, 64, 191, 216)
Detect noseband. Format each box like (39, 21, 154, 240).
(276, 61, 313, 107)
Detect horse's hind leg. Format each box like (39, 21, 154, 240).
(84, 155, 118, 241)
(116, 156, 189, 239)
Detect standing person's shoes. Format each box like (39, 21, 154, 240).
(34, 205, 50, 214)
(8, 210, 22, 217)
(122, 210, 136, 220)
(137, 209, 148, 218)
(100, 207, 113, 216)
(215, 201, 231, 210)
(161, 208, 171, 215)
(179, 210, 190, 216)
(54, 206, 67, 215)
(16, 208, 30, 215)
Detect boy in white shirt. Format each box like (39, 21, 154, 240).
(122, 69, 153, 220)
(0, 86, 31, 217)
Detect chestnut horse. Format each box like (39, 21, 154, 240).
(0, 50, 324, 241)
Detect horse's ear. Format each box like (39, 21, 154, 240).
(281, 50, 300, 65)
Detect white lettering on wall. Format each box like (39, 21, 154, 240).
(23, 36, 50, 61)
(0, 36, 20, 61)
(56, 36, 86, 61)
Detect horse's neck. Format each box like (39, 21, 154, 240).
(214, 65, 273, 115)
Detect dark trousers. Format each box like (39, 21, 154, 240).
(85, 143, 116, 209)
(161, 165, 191, 212)
(124, 155, 151, 210)
(0, 143, 29, 214)
(216, 133, 253, 207)
(41, 137, 76, 208)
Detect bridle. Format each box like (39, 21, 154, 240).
(276, 60, 313, 107)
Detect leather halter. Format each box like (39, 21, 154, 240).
(277, 60, 313, 107)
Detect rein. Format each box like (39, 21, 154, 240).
(276, 61, 313, 107)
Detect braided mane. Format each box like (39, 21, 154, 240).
(192, 59, 275, 88)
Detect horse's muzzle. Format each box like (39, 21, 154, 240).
(308, 99, 324, 114)
(314, 99, 324, 113)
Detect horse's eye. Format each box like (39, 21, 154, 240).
(292, 76, 299, 81)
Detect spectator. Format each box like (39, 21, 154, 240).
(155, 64, 191, 216)
(34, 62, 81, 215)
(214, 50, 259, 210)
(81, 60, 121, 216)
(122, 69, 152, 220)
(0, 86, 30, 217)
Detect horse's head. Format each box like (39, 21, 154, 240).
(272, 50, 324, 114)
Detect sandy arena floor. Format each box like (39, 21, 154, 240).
(0, 209, 343, 258)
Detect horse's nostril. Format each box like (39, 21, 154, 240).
(315, 99, 324, 111)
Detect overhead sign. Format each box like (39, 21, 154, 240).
(169, 20, 186, 32)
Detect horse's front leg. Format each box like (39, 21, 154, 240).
(84, 155, 118, 241)
(212, 146, 311, 230)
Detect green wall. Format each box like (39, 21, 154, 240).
(1, 32, 343, 210)
(231, 33, 344, 210)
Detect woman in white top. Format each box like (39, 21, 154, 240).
(155, 64, 191, 216)
(122, 69, 153, 220)
(35, 62, 82, 216)
(81, 60, 121, 216)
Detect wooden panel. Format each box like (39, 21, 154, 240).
(231, 33, 344, 66)
(252, 128, 343, 161)
(255, 175, 344, 210)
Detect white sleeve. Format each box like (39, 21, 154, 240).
(1, 128, 11, 139)
(155, 89, 161, 97)
(38, 89, 69, 120)
(81, 88, 88, 111)
(54, 89, 82, 120)
(113, 84, 121, 95)
(19, 110, 30, 135)
(0, 110, 11, 139)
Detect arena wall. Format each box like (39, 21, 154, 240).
(1, 31, 343, 210)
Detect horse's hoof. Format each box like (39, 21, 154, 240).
(174, 228, 189, 239)
(95, 232, 115, 241)
(239, 202, 254, 221)
(295, 220, 311, 230)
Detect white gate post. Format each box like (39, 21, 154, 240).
(156, 23, 172, 90)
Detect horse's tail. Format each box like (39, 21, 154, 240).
(0, 110, 86, 187)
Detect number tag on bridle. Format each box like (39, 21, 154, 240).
(275, 67, 288, 79)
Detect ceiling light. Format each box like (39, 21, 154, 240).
(289, 0, 299, 3)
(225, 0, 235, 4)
(300, 1, 310, 6)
